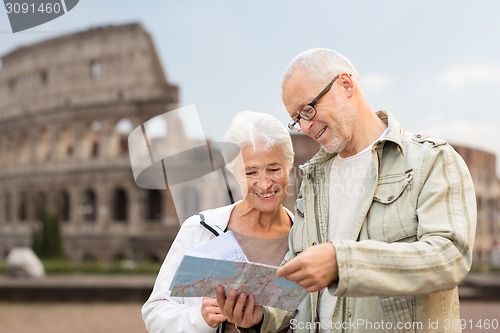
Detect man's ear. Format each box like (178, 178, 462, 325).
(341, 73, 354, 98)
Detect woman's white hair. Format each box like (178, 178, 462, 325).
(224, 111, 294, 174)
(282, 48, 360, 85)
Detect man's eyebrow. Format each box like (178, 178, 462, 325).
(290, 104, 304, 119)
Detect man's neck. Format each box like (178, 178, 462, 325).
(339, 108, 387, 158)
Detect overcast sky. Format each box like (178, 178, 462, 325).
(1, 1, 499, 175)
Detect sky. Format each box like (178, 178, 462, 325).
(1, 0, 500, 175)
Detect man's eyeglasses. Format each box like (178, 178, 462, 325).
(287, 74, 340, 132)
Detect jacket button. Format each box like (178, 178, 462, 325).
(387, 195, 394, 201)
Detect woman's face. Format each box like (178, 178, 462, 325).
(234, 143, 291, 213)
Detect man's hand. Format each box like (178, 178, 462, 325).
(201, 297, 226, 328)
(276, 242, 338, 292)
(216, 286, 263, 328)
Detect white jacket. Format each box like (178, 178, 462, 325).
(142, 202, 293, 333)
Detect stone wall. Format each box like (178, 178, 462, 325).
(453, 144, 500, 265)
(0, 23, 180, 262)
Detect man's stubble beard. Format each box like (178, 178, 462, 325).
(322, 102, 357, 155)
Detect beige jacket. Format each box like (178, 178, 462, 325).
(256, 111, 477, 333)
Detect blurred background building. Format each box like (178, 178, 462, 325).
(0, 23, 181, 263)
(0, 23, 498, 266)
(453, 145, 500, 265)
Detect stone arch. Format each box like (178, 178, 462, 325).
(19, 132, 30, 165)
(145, 190, 162, 221)
(6, 136, 17, 166)
(57, 190, 70, 222)
(81, 189, 97, 222)
(146, 253, 162, 263)
(112, 187, 128, 222)
(8, 77, 16, 92)
(0, 192, 3, 224)
(83, 252, 97, 262)
(40, 69, 49, 85)
(36, 128, 50, 163)
(82, 121, 101, 159)
(488, 198, 495, 233)
(111, 118, 133, 156)
(57, 126, 74, 159)
(90, 59, 101, 78)
(0, 136, 5, 168)
(34, 191, 47, 219)
(4, 191, 11, 222)
(112, 252, 127, 262)
(18, 191, 28, 222)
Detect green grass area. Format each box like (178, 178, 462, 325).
(470, 263, 500, 273)
(0, 259, 161, 275)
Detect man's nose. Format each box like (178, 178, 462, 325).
(300, 118, 314, 134)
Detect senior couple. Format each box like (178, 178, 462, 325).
(142, 49, 476, 333)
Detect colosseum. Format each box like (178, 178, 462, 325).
(0, 23, 498, 266)
(0, 23, 183, 262)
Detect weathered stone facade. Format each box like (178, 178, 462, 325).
(453, 145, 500, 265)
(0, 23, 181, 262)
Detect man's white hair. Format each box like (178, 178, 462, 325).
(282, 48, 360, 85)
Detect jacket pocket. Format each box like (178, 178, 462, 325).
(368, 170, 418, 243)
(380, 296, 416, 333)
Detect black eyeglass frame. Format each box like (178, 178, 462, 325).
(287, 74, 347, 132)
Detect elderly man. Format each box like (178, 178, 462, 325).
(218, 48, 476, 333)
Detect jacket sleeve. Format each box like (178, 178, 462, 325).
(330, 143, 477, 297)
(141, 216, 216, 333)
(236, 307, 293, 333)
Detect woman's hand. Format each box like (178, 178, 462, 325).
(216, 286, 263, 328)
(201, 297, 227, 328)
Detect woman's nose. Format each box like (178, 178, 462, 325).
(255, 175, 273, 189)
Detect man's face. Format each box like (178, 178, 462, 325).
(282, 68, 357, 154)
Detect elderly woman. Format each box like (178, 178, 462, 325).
(142, 111, 295, 333)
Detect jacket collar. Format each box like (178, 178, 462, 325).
(303, 111, 405, 167)
(200, 201, 240, 235)
(376, 111, 405, 154)
(200, 201, 294, 235)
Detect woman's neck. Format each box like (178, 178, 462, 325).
(228, 200, 290, 238)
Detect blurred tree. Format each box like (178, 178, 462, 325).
(32, 209, 64, 259)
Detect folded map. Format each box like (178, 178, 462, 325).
(170, 255, 307, 311)
(170, 231, 307, 311)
